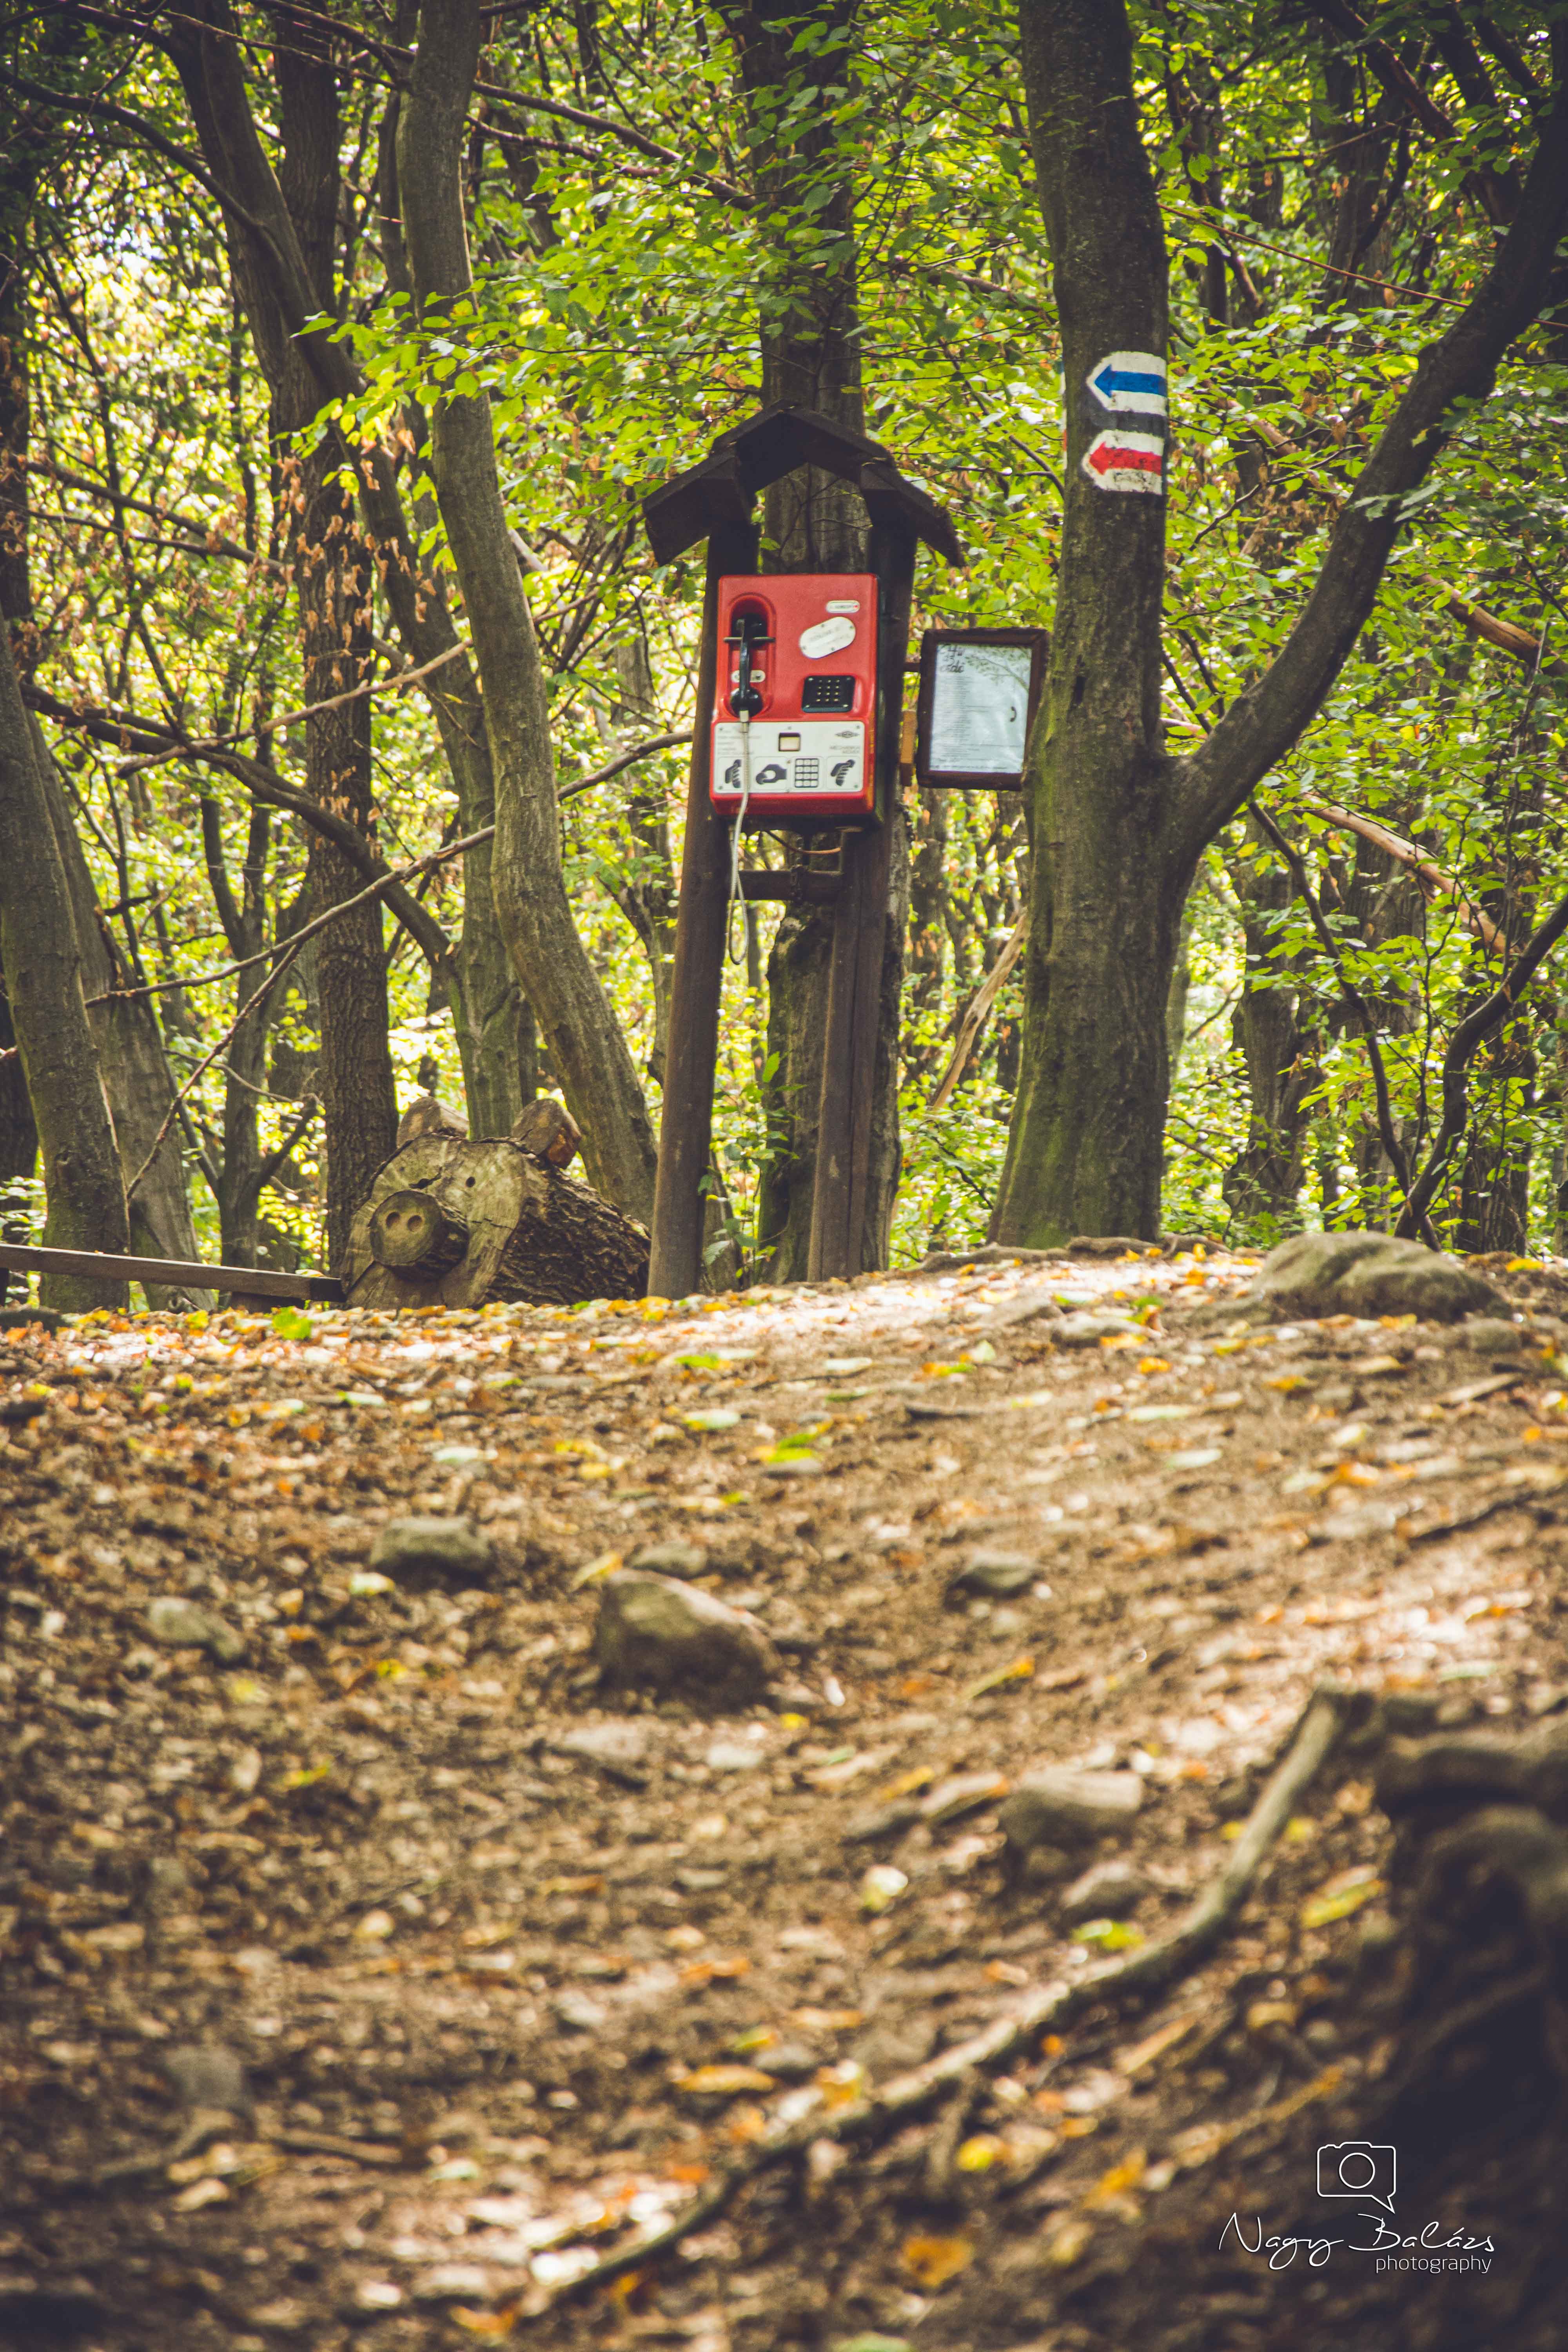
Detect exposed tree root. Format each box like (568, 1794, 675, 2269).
(522, 1679, 1365, 2324)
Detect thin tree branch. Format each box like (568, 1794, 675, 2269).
(1178, 58, 1568, 855)
(123, 938, 309, 1203)
(84, 827, 495, 1007)
(1398, 880, 1568, 1239)
(1219, 400, 1546, 666)
(25, 685, 457, 969)
(114, 643, 465, 774)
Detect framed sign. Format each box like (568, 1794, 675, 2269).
(915, 627, 1049, 790)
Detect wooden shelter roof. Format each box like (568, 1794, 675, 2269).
(642, 403, 964, 568)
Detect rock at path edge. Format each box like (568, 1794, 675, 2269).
(1249, 1230, 1506, 1323)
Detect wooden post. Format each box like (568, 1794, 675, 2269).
(808, 521, 918, 1279)
(647, 517, 759, 1299)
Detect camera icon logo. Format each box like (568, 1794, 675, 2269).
(1318, 2141, 1396, 2213)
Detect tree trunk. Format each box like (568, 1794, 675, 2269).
(0, 623, 127, 1306)
(1164, 886, 1194, 1083)
(1, 186, 195, 1304)
(372, 65, 531, 1140)
(171, 2, 518, 1214)
(725, 0, 904, 1278)
(908, 786, 949, 1074)
(0, 215, 40, 1297)
(1221, 825, 1313, 1233)
(0, 975, 38, 1303)
(995, 0, 1568, 1247)
(995, 0, 1180, 1244)
(396, 0, 658, 1221)
(595, 636, 678, 1087)
(274, 30, 397, 1269)
(32, 726, 207, 1300)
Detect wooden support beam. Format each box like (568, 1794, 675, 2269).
(735, 871, 840, 905)
(647, 519, 760, 1301)
(0, 1241, 343, 1303)
(808, 522, 918, 1280)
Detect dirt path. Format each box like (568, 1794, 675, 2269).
(4, 1244, 1566, 2352)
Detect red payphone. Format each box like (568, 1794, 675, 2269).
(710, 573, 878, 827)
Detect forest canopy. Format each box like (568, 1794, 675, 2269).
(1, 0, 1565, 1300)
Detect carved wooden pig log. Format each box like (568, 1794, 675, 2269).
(341, 1132, 648, 1308)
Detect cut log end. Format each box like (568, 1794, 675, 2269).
(396, 1094, 469, 1147)
(511, 1096, 583, 1169)
(368, 1189, 470, 1274)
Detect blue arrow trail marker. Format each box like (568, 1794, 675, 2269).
(1086, 350, 1167, 417)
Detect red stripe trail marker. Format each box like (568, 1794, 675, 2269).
(1082, 429, 1164, 495)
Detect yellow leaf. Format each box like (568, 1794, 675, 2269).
(453, 2309, 518, 2339)
(815, 2059, 869, 2110)
(1043, 2216, 1094, 2268)
(956, 2133, 1009, 2172)
(901, 2234, 974, 2288)
(965, 1655, 1035, 1700)
(1300, 1871, 1384, 1929)
(1083, 2149, 1147, 2208)
(678, 2065, 777, 2100)
(570, 1550, 623, 1591)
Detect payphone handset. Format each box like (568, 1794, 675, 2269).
(710, 573, 878, 827)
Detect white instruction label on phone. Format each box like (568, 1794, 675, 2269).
(799, 615, 857, 659)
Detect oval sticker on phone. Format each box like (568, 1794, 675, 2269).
(800, 616, 857, 659)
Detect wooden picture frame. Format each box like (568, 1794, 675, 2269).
(914, 626, 1049, 790)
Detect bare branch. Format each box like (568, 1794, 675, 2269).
(1301, 796, 1504, 953)
(929, 910, 1025, 1112)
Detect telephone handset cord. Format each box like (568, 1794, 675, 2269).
(726, 707, 753, 967)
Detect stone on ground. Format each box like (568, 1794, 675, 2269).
(998, 1766, 1145, 1855)
(145, 1597, 245, 1664)
(1249, 1230, 1505, 1322)
(630, 1540, 708, 1579)
(553, 1720, 651, 1787)
(1059, 1856, 1151, 1925)
(949, 1551, 1044, 1600)
(161, 2044, 253, 2120)
(368, 1515, 493, 1587)
(593, 1569, 779, 1706)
